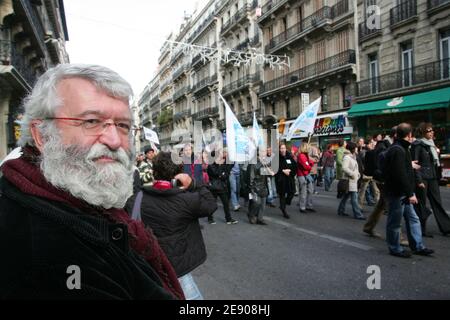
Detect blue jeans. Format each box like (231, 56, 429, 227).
(338, 191, 363, 218)
(229, 173, 240, 208)
(267, 176, 277, 204)
(178, 273, 203, 300)
(323, 167, 335, 191)
(386, 196, 425, 254)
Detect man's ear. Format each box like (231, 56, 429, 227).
(30, 120, 44, 152)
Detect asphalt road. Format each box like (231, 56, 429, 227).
(192, 183, 450, 300)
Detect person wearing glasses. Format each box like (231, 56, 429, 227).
(411, 123, 450, 237)
(0, 64, 183, 299)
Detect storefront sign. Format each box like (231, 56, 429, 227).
(314, 114, 346, 135)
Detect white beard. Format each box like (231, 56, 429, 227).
(40, 134, 134, 209)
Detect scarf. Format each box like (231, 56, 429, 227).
(1, 146, 184, 300)
(420, 138, 440, 166)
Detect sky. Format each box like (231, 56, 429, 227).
(64, 0, 207, 100)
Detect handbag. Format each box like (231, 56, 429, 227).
(337, 179, 349, 198)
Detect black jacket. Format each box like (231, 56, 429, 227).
(207, 163, 232, 194)
(384, 139, 415, 198)
(373, 139, 392, 182)
(138, 182, 217, 277)
(411, 140, 439, 183)
(363, 149, 377, 176)
(0, 178, 174, 299)
(275, 152, 297, 195)
(248, 162, 269, 198)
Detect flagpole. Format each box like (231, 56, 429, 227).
(307, 132, 313, 146)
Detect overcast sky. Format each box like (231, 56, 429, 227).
(64, 0, 206, 99)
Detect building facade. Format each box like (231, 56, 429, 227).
(0, 0, 69, 159)
(349, 0, 450, 154)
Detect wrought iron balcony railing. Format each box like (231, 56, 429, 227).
(221, 6, 248, 34)
(358, 20, 382, 42)
(192, 106, 219, 120)
(0, 40, 38, 87)
(173, 109, 191, 122)
(192, 77, 211, 93)
(357, 58, 450, 96)
(259, 0, 290, 22)
(173, 87, 188, 101)
(262, 50, 355, 93)
(390, 0, 417, 26)
(222, 74, 260, 95)
(427, 0, 450, 9)
(265, 6, 332, 52)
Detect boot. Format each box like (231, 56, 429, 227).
(281, 208, 290, 219)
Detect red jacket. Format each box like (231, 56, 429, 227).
(296, 153, 314, 177)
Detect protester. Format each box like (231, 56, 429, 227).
(321, 144, 335, 191)
(182, 143, 204, 182)
(384, 123, 434, 258)
(335, 139, 347, 180)
(412, 123, 450, 237)
(207, 150, 238, 225)
(265, 147, 277, 207)
(139, 146, 155, 186)
(337, 142, 365, 220)
(276, 143, 297, 219)
(296, 143, 315, 213)
(0, 64, 182, 299)
(131, 151, 217, 299)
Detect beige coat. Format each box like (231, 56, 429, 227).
(342, 150, 360, 192)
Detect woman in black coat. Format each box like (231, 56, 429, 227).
(131, 151, 218, 299)
(275, 143, 297, 219)
(207, 150, 238, 225)
(412, 123, 450, 237)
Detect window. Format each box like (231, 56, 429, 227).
(368, 53, 379, 94)
(336, 30, 349, 53)
(281, 16, 287, 33)
(364, 0, 377, 19)
(440, 29, 450, 79)
(298, 49, 306, 69)
(401, 42, 413, 87)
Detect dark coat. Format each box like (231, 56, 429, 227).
(0, 178, 174, 299)
(275, 152, 297, 195)
(207, 163, 231, 194)
(411, 140, 439, 183)
(384, 139, 415, 198)
(139, 182, 217, 277)
(248, 162, 269, 198)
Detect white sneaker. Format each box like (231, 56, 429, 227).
(233, 205, 241, 211)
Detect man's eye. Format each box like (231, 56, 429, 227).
(83, 119, 102, 125)
(117, 123, 131, 131)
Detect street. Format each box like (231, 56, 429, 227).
(193, 184, 450, 300)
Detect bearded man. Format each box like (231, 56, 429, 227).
(0, 64, 184, 299)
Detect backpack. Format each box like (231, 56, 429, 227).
(373, 144, 402, 182)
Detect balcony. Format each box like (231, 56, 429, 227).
(249, 34, 260, 47)
(357, 58, 450, 97)
(390, 0, 417, 28)
(172, 63, 187, 80)
(188, 13, 216, 43)
(238, 109, 262, 125)
(159, 77, 172, 91)
(18, 0, 46, 55)
(427, 0, 450, 14)
(222, 74, 260, 95)
(359, 20, 382, 43)
(261, 50, 356, 95)
(173, 109, 192, 122)
(160, 98, 173, 109)
(233, 39, 250, 52)
(258, 0, 290, 24)
(173, 87, 188, 101)
(221, 6, 248, 35)
(265, 6, 333, 53)
(192, 106, 219, 120)
(0, 40, 38, 88)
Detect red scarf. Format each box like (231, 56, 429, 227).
(152, 180, 173, 190)
(1, 146, 184, 300)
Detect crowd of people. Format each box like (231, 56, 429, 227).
(0, 63, 448, 300)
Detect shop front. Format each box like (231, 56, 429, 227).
(275, 111, 354, 151)
(349, 86, 450, 184)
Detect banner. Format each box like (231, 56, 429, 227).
(252, 112, 264, 149)
(219, 94, 252, 162)
(286, 97, 321, 141)
(143, 126, 160, 144)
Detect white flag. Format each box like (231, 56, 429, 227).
(286, 97, 321, 141)
(143, 126, 160, 144)
(252, 112, 263, 148)
(219, 94, 251, 162)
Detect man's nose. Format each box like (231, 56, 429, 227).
(98, 123, 122, 150)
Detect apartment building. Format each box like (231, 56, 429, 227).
(0, 0, 69, 159)
(349, 0, 450, 154)
(258, 0, 357, 149)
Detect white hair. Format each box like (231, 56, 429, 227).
(18, 63, 133, 147)
(39, 122, 134, 209)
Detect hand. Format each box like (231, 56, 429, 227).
(418, 183, 425, 189)
(282, 169, 291, 176)
(412, 160, 421, 170)
(174, 173, 192, 189)
(409, 195, 418, 205)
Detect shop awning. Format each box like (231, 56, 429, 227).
(348, 87, 450, 117)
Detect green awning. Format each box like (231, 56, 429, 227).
(348, 87, 450, 117)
